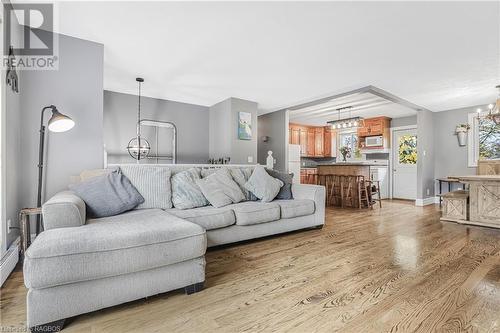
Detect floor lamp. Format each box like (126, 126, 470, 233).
(36, 105, 75, 234)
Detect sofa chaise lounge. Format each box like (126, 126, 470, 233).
(23, 164, 325, 332)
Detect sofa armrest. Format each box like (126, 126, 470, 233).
(291, 184, 325, 226)
(42, 191, 86, 230)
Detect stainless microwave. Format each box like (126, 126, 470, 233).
(365, 135, 384, 147)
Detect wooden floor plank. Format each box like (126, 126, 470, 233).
(1, 200, 499, 332)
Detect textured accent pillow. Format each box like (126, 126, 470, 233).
(196, 168, 246, 208)
(171, 168, 208, 209)
(119, 165, 172, 209)
(244, 165, 284, 202)
(266, 169, 294, 200)
(230, 167, 258, 201)
(68, 170, 144, 218)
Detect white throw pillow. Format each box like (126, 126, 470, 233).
(244, 165, 284, 202)
(196, 168, 246, 208)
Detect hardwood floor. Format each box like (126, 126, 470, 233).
(2, 200, 500, 332)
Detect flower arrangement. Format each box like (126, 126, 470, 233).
(455, 124, 470, 133)
(339, 146, 351, 162)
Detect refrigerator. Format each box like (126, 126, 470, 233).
(288, 144, 301, 184)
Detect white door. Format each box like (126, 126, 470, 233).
(392, 128, 417, 199)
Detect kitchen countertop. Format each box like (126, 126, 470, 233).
(316, 162, 388, 167)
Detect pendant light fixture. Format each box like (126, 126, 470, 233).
(127, 78, 150, 160)
(327, 106, 363, 129)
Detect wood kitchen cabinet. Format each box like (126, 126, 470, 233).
(357, 116, 391, 137)
(299, 128, 307, 156)
(300, 168, 318, 184)
(290, 127, 300, 145)
(307, 128, 315, 156)
(323, 127, 336, 157)
(314, 128, 324, 157)
(357, 116, 392, 149)
(290, 123, 334, 158)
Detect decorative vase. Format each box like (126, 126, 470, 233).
(341, 153, 347, 162)
(457, 131, 467, 146)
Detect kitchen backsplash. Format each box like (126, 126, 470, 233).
(301, 157, 336, 167)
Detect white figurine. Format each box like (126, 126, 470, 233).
(266, 151, 274, 170)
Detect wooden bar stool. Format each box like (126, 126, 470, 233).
(341, 175, 357, 208)
(369, 180, 382, 208)
(357, 177, 382, 209)
(357, 176, 371, 209)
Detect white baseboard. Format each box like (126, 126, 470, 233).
(415, 197, 439, 206)
(1, 237, 20, 287)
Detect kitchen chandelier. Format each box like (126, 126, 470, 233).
(326, 106, 363, 129)
(479, 85, 500, 125)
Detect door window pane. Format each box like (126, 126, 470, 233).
(398, 135, 417, 164)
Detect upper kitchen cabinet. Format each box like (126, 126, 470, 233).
(289, 123, 310, 156)
(289, 124, 331, 157)
(358, 116, 392, 149)
(314, 127, 324, 157)
(323, 127, 336, 157)
(357, 116, 391, 137)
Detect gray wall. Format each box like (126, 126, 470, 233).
(104, 91, 209, 164)
(258, 110, 289, 172)
(2, 31, 104, 250)
(391, 115, 417, 128)
(2, 14, 23, 253)
(209, 97, 258, 164)
(434, 105, 480, 193)
(417, 110, 435, 199)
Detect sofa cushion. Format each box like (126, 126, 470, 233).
(24, 209, 206, 289)
(275, 199, 315, 219)
(168, 206, 235, 230)
(171, 168, 208, 209)
(119, 165, 172, 209)
(244, 165, 283, 202)
(68, 169, 144, 218)
(229, 201, 281, 226)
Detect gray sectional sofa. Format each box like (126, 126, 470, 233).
(23, 164, 325, 331)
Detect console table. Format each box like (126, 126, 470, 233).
(457, 175, 500, 229)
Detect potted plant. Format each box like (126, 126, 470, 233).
(339, 146, 351, 162)
(455, 124, 470, 146)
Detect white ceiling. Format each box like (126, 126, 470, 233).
(55, 1, 499, 113)
(289, 92, 417, 126)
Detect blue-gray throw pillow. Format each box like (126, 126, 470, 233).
(266, 169, 294, 200)
(69, 170, 144, 218)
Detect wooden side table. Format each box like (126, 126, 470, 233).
(19, 207, 41, 256)
(436, 177, 466, 207)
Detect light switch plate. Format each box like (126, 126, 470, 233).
(247, 156, 253, 163)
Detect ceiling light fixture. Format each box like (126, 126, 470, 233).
(485, 85, 500, 125)
(127, 78, 151, 160)
(327, 106, 363, 129)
